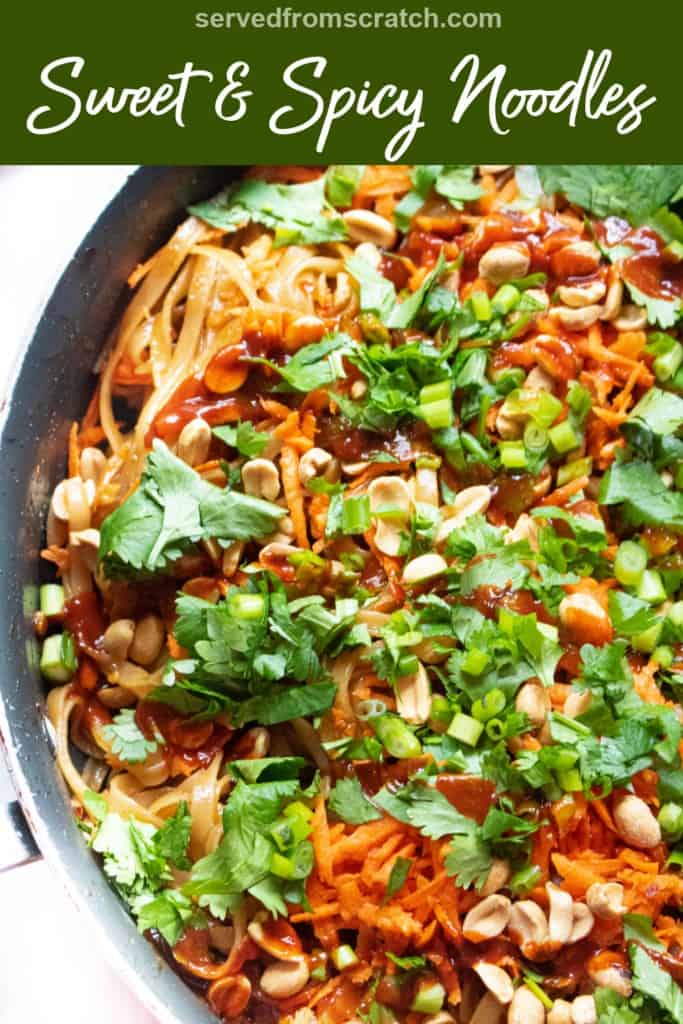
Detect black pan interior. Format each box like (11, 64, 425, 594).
(0, 166, 240, 1023)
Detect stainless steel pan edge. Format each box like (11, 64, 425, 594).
(0, 166, 239, 1024)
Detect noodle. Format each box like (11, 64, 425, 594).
(37, 164, 683, 1023)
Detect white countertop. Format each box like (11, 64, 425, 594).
(0, 166, 157, 1024)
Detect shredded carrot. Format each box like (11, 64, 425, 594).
(311, 795, 334, 885)
(280, 444, 309, 548)
(538, 475, 590, 507)
(68, 421, 80, 478)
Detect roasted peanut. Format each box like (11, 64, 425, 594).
(507, 986, 544, 1024)
(344, 209, 397, 249)
(546, 882, 573, 945)
(568, 903, 594, 943)
(614, 304, 647, 332)
(507, 900, 548, 955)
(260, 959, 310, 999)
(102, 619, 136, 662)
(436, 486, 492, 545)
(550, 304, 603, 331)
(242, 458, 280, 501)
(558, 592, 613, 646)
(589, 964, 632, 998)
(585, 882, 626, 920)
(613, 794, 662, 849)
(395, 662, 431, 725)
(368, 476, 411, 556)
(557, 281, 606, 308)
(473, 962, 514, 1005)
(402, 553, 448, 585)
(571, 995, 597, 1024)
(463, 894, 512, 943)
(547, 1000, 573, 1024)
(563, 689, 592, 719)
(299, 447, 336, 487)
(129, 613, 165, 667)
(478, 244, 530, 285)
(601, 278, 623, 321)
(480, 858, 511, 897)
(178, 417, 212, 466)
(515, 683, 549, 728)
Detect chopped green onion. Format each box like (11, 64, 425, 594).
(420, 380, 452, 405)
(471, 688, 505, 722)
(419, 382, 454, 430)
(40, 583, 65, 617)
(461, 648, 490, 677)
(491, 366, 526, 390)
(523, 421, 549, 452)
(471, 290, 492, 322)
(411, 981, 446, 1015)
(557, 456, 592, 487)
(499, 441, 527, 469)
(284, 801, 313, 823)
(548, 419, 580, 454)
(552, 712, 591, 737)
(557, 768, 583, 792)
(447, 712, 484, 747)
(372, 715, 422, 758)
(492, 283, 520, 315)
(509, 864, 541, 896)
(331, 944, 359, 971)
(614, 540, 648, 587)
(631, 622, 663, 653)
(229, 593, 266, 620)
(637, 568, 667, 605)
(654, 342, 683, 382)
(485, 717, 505, 741)
(653, 645, 674, 668)
(668, 601, 683, 629)
(397, 653, 420, 677)
(501, 389, 563, 428)
(659, 803, 683, 841)
(270, 852, 296, 878)
(664, 240, 683, 261)
(429, 695, 452, 733)
(522, 978, 553, 1011)
(40, 632, 77, 683)
(342, 495, 371, 535)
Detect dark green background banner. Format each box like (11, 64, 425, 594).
(3, 0, 682, 163)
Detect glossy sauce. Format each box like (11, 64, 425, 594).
(64, 591, 106, 655)
(136, 701, 231, 771)
(597, 217, 683, 301)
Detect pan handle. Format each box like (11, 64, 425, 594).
(0, 799, 41, 872)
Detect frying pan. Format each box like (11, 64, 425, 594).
(0, 166, 239, 1024)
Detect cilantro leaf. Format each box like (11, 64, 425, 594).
(393, 165, 481, 230)
(102, 708, 159, 764)
(233, 681, 336, 726)
(326, 165, 366, 207)
(99, 440, 284, 578)
(623, 914, 665, 951)
(347, 251, 446, 329)
(444, 832, 492, 889)
(135, 888, 195, 945)
(600, 459, 683, 529)
(375, 782, 477, 839)
(608, 591, 658, 637)
(154, 802, 192, 871)
(83, 789, 108, 822)
(624, 281, 681, 329)
(212, 420, 268, 458)
(328, 777, 381, 825)
(256, 332, 354, 392)
(538, 166, 683, 224)
(630, 944, 683, 1024)
(189, 177, 347, 247)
